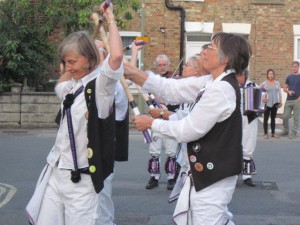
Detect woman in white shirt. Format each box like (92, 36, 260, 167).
(26, 3, 124, 225)
(124, 32, 251, 225)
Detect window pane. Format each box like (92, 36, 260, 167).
(297, 39, 300, 59)
(122, 36, 136, 56)
(187, 35, 211, 42)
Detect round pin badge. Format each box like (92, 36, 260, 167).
(87, 148, 93, 158)
(87, 89, 92, 94)
(207, 162, 214, 170)
(89, 165, 96, 173)
(192, 143, 201, 153)
(189, 155, 197, 163)
(194, 162, 204, 172)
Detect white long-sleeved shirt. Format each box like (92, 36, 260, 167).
(47, 56, 124, 170)
(141, 70, 236, 143)
(114, 81, 128, 121)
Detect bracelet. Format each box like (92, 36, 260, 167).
(107, 21, 116, 27)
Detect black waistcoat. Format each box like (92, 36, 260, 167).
(187, 73, 243, 192)
(84, 79, 129, 193)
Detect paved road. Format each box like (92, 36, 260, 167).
(0, 122, 299, 225)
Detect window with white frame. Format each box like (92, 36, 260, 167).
(295, 36, 300, 61)
(185, 22, 214, 62)
(119, 31, 142, 93)
(293, 25, 300, 61)
(120, 31, 142, 68)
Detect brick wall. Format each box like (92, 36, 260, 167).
(35, 0, 300, 85)
(124, 0, 300, 85)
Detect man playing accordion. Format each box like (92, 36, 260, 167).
(236, 69, 265, 187)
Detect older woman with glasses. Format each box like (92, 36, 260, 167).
(123, 32, 251, 225)
(148, 52, 210, 191)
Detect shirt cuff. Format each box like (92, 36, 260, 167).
(101, 54, 124, 80)
(55, 81, 71, 100)
(151, 118, 162, 133)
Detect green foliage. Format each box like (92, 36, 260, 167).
(0, 0, 141, 92)
(0, 0, 55, 89)
(112, 0, 141, 29)
(42, 0, 141, 35)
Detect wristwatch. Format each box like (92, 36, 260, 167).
(160, 110, 165, 119)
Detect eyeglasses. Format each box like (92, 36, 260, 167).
(207, 44, 218, 51)
(157, 64, 167, 67)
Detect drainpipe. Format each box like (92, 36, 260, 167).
(165, 0, 186, 76)
(138, 0, 146, 113)
(140, 0, 145, 71)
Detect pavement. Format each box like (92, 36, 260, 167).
(113, 119, 300, 225)
(0, 117, 299, 225)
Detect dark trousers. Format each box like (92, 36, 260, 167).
(263, 104, 279, 135)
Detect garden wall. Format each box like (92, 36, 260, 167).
(0, 92, 60, 128)
(0, 90, 142, 129)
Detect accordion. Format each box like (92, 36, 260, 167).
(243, 85, 266, 114)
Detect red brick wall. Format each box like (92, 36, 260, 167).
(44, 0, 300, 85)
(124, 0, 300, 85)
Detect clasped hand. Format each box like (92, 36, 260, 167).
(132, 115, 153, 131)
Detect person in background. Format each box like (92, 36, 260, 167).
(148, 54, 203, 119)
(25, 2, 125, 225)
(147, 49, 210, 203)
(123, 32, 251, 225)
(280, 61, 300, 139)
(149, 47, 210, 181)
(94, 40, 129, 225)
(236, 69, 257, 187)
(144, 54, 180, 190)
(259, 69, 282, 139)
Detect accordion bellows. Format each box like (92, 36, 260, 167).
(243, 85, 266, 113)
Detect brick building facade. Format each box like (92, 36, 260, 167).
(124, 0, 300, 85)
(3, 0, 299, 128)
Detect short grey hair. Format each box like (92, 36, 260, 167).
(153, 54, 170, 66)
(58, 31, 100, 71)
(187, 55, 199, 69)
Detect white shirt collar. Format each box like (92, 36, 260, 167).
(214, 69, 235, 82)
(71, 66, 100, 89)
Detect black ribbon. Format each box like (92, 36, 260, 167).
(63, 85, 84, 183)
(63, 93, 75, 109)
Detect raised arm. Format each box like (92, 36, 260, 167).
(100, 2, 123, 70)
(56, 63, 72, 86)
(129, 40, 146, 66)
(123, 62, 149, 87)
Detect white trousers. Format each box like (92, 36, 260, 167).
(149, 132, 178, 157)
(149, 132, 179, 179)
(36, 166, 98, 225)
(97, 173, 115, 225)
(190, 176, 237, 225)
(242, 116, 258, 180)
(174, 175, 237, 225)
(242, 116, 257, 159)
